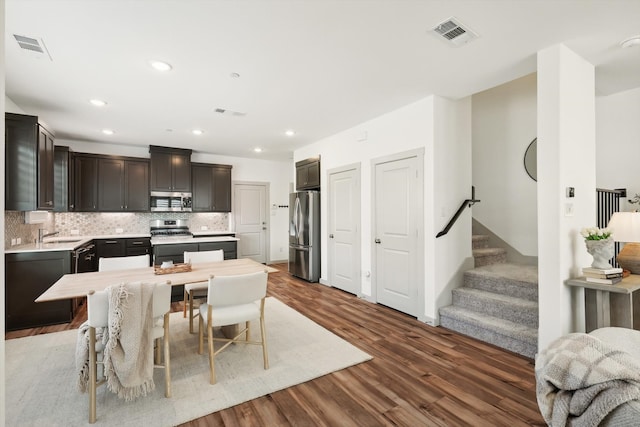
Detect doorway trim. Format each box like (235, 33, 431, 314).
(232, 181, 270, 263)
(370, 148, 425, 318)
(325, 162, 362, 296)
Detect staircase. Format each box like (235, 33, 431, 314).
(439, 235, 538, 359)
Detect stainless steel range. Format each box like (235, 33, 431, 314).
(149, 219, 193, 239)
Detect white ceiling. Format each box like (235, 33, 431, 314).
(6, 0, 640, 161)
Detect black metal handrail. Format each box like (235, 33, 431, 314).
(436, 187, 480, 238)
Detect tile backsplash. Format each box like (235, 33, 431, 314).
(5, 211, 230, 249)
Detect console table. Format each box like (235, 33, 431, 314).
(565, 275, 640, 332)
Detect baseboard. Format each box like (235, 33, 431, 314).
(268, 259, 288, 265)
(419, 314, 438, 327)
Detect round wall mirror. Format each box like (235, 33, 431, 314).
(524, 138, 537, 182)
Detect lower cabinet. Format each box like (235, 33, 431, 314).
(5, 251, 73, 331)
(95, 237, 151, 261)
(152, 241, 238, 301)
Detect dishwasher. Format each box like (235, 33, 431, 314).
(71, 241, 97, 315)
(72, 241, 97, 273)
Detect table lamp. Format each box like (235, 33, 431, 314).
(607, 211, 640, 274)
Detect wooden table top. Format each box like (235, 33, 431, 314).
(36, 258, 279, 302)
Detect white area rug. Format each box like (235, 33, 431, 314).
(5, 297, 372, 426)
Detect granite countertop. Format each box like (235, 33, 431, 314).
(150, 235, 239, 246)
(5, 231, 238, 254)
(5, 233, 151, 254)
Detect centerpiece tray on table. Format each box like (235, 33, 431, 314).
(153, 262, 192, 275)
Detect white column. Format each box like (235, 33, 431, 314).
(537, 44, 596, 351)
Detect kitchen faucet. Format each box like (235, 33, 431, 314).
(38, 228, 60, 243)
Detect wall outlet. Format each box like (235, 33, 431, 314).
(11, 238, 16, 246)
(115, 228, 124, 234)
(200, 225, 209, 231)
(70, 229, 80, 235)
(16, 238, 21, 245)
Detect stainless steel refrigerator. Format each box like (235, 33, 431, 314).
(289, 190, 320, 282)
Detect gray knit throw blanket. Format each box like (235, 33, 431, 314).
(535, 332, 640, 427)
(76, 282, 156, 401)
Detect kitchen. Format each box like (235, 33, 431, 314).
(3, 106, 295, 331)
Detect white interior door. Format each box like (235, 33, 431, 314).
(328, 165, 360, 295)
(233, 183, 268, 263)
(374, 155, 419, 316)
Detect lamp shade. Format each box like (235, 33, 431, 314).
(607, 212, 640, 243)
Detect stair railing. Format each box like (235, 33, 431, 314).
(436, 187, 481, 238)
(597, 187, 625, 267)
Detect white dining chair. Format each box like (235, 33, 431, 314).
(98, 254, 150, 272)
(183, 250, 224, 333)
(85, 281, 171, 423)
(198, 270, 269, 384)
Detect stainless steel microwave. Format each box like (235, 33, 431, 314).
(150, 191, 193, 212)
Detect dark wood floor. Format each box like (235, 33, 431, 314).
(6, 263, 545, 426)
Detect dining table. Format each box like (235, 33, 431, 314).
(36, 258, 279, 303)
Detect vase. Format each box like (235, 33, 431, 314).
(585, 238, 615, 269)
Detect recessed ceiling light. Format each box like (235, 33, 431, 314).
(102, 129, 114, 135)
(89, 99, 107, 107)
(149, 60, 172, 72)
(254, 147, 263, 153)
(192, 129, 204, 136)
(621, 35, 640, 48)
(230, 72, 240, 78)
(285, 129, 296, 137)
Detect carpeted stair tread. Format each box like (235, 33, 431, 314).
(452, 288, 538, 328)
(439, 306, 538, 358)
(472, 235, 489, 250)
(473, 247, 507, 267)
(464, 263, 538, 302)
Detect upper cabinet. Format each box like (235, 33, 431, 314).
(53, 146, 73, 212)
(5, 113, 55, 211)
(149, 145, 192, 192)
(74, 154, 99, 211)
(97, 157, 149, 212)
(192, 163, 232, 212)
(295, 157, 321, 191)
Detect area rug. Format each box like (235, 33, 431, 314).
(5, 297, 372, 426)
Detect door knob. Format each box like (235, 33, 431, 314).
(262, 227, 267, 230)
(329, 234, 334, 238)
(375, 238, 381, 244)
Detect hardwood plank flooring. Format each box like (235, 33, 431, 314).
(5, 263, 545, 426)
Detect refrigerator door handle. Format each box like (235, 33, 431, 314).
(294, 196, 301, 239)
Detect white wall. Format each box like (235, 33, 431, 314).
(472, 74, 538, 256)
(432, 96, 474, 321)
(596, 86, 640, 211)
(537, 44, 595, 350)
(295, 95, 472, 324)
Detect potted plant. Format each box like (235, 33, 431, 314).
(580, 227, 614, 269)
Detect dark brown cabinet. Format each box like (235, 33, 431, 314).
(295, 157, 321, 191)
(126, 237, 151, 257)
(74, 155, 99, 211)
(5, 251, 72, 331)
(98, 157, 149, 212)
(95, 238, 127, 259)
(5, 113, 55, 211)
(192, 163, 232, 212)
(149, 146, 192, 192)
(53, 146, 74, 212)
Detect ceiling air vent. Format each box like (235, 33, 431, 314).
(214, 108, 246, 117)
(431, 17, 478, 47)
(13, 34, 53, 59)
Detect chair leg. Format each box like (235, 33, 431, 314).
(246, 320, 250, 341)
(89, 327, 97, 424)
(183, 288, 188, 318)
(207, 321, 216, 384)
(189, 290, 195, 334)
(260, 314, 269, 370)
(198, 315, 204, 355)
(164, 312, 172, 398)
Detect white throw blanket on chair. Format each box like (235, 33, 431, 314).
(104, 282, 156, 401)
(76, 282, 156, 401)
(536, 332, 640, 427)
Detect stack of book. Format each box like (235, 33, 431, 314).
(582, 267, 624, 284)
